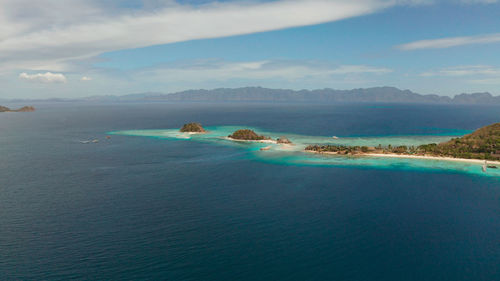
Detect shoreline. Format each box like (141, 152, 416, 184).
(226, 137, 277, 144)
(306, 150, 500, 166)
(184, 131, 208, 135)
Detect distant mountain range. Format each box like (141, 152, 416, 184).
(3, 87, 500, 104)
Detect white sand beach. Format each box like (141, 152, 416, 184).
(225, 137, 277, 144)
(307, 150, 500, 166)
(365, 153, 500, 166)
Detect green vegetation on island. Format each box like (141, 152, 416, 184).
(418, 122, 500, 160)
(228, 129, 269, 141)
(180, 123, 206, 133)
(306, 122, 500, 161)
(0, 106, 35, 112)
(277, 136, 292, 144)
(306, 144, 379, 155)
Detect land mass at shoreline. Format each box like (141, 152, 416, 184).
(111, 123, 500, 175)
(219, 125, 499, 167)
(306, 150, 500, 166)
(305, 122, 500, 167)
(181, 123, 500, 166)
(0, 105, 35, 112)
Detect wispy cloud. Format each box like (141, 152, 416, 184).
(19, 72, 67, 83)
(0, 0, 397, 72)
(136, 59, 392, 83)
(460, 0, 498, 4)
(420, 65, 500, 77)
(396, 33, 500, 50)
(420, 65, 500, 84)
(468, 77, 500, 84)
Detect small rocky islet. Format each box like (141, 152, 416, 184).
(0, 105, 35, 112)
(228, 129, 269, 141)
(277, 136, 292, 144)
(228, 129, 293, 144)
(180, 123, 206, 133)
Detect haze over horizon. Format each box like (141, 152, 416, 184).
(2, 0, 500, 99)
(4, 86, 500, 102)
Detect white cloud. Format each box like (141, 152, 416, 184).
(0, 0, 401, 72)
(328, 65, 393, 75)
(397, 33, 500, 50)
(460, 0, 498, 4)
(468, 78, 500, 84)
(81, 76, 92, 81)
(420, 65, 500, 77)
(18, 72, 67, 83)
(420, 65, 500, 85)
(137, 59, 392, 83)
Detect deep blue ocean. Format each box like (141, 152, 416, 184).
(1, 102, 499, 280)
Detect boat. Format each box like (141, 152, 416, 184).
(260, 146, 271, 151)
(482, 160, 487, 172)
(332, 136, 339, 139)
(80, 139, 99, 144)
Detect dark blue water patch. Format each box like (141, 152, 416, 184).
(1, 102, 499, 280)
(7, 102, 497, 137)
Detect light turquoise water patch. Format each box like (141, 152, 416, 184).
(110, 126, 500, 178)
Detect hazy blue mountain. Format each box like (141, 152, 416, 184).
(4, 87, 500, 104)
(451, 92, 500, 104)
(123, 86, 499, 104)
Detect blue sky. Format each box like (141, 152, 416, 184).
(1, 0, 500, 98)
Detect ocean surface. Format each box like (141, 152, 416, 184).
(1, 102, 499, 280)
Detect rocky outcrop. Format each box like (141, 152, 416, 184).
(277, 136, 292, 144)
(180, 123, 206, 133)
(15, 106, 35, 112)
(0, 105, 35, 112)
(229, 129, 268, 140)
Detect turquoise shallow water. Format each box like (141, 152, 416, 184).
(2, 103, 500, 280)
(111, 126, 500, 177)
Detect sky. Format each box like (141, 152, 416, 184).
(1, 0, 500, 99)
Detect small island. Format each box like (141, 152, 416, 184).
(228, 129, 272, 141)
(0, 106, 35, 112)
(277, 136, 292, 144)
(306, 122, 500, 166)
(180, 123, 206, 133)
